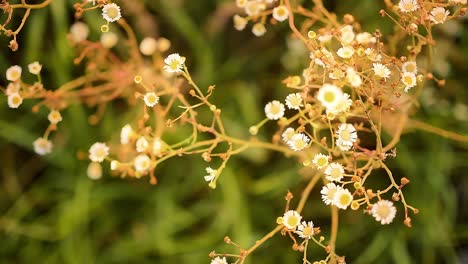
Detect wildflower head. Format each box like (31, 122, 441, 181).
(48, 110, 63, 124)
(89, 142, 109, 162)
(333, 188, 353, 209)
(28, 61, 42, 75)
(371, 200, 397, 224)
(163, 53, 185, 73)
(296, 221, 314, 239)
(398, 0, 419, 13)
(33, 137, 53, 155)
(265, 100, 285, 120)
(139, 37, 158, 56)
(312, 153, 329, 169)
(324, 162, 345, 182)
(336, 123, 358, 151)
(282, 210, 302, 230)
(285, 93, 303, 110)
(430, 7, 450, 24)
(317, 84, 344, 110)
(273, 5, 289, 22)
(143, 92, 160, 107)
(7, 93, 23, 108)
(6, 65, 22, 82)
(287, 133, 310, 151)
(102, 3, 122, 22)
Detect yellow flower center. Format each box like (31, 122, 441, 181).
(324, 91, 336, 103)
(302, 226, 314, 237)
(317, 157, 327, 167)
(340, 130, 351, 141)
(286, 215, 300, 228)
(339, 193, 351, 205)
(377, 205, 390, 218)
(107, 7, 119, 19)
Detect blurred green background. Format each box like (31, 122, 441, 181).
(1, 1, 467, 263)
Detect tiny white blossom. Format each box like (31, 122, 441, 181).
(346, 68, 362, 87)
(89, 142, 109, 163)
(324, 162, 345, 182)
(373, 63, 391, 79)
(356, 32, 376, 45)
(70, 22, 89, 43)
(48, 110, 63, 124)
(327, 93, 353, 116)
(430, 7, 450, 24)
(287, 133, 310, 151)
(317, 33, 332, 43)
(163, 53, 186, 73)
(152, 138, 163, 155)
(110, 160, 120, 170)
(401, 61, 417, 74)
(336, 46, 355, 59)
(139, 37, 158, 56)
(336, 123, 358, 151)
(233, 15, 247, 31)
(316, 83, 344, 110)
(100, 32, 118, 48)
(134, 154, 151, 173)
(401, 72, 417, 92)
(6, 82, 20, 95)
(143, 92, 160, 107)
(33, 137, 53, 155)
(398, 0, 419, 13)
(102, 3, 122, 22)
(281, 127, 296, 142)
(245, 1, 264, 16)
(210, 256, 228, 264)
(7, 93, 23, 108)
(87, 162, 102, 180)
(272, 5, 289, 22)
(282, 210, 302, 230)
(204, 167, 217, 183)
(365, 48, 382, 62)
(339, 25, 355, 44)
(136, 136, 149, 152)
(285, 93, 303, 110)
(252, 23, 266, 37)
(120, 124, 134, 144)
(264, 100, 285, 120)
(371, 200, 397, 224)
(296, 221, 314, 239)
(28, 61, 42, 75)
(6, 65, 22, 82)
(312, 153, 329, 169)
(333, 188, 353, 209)
(321, 183, 339, 205)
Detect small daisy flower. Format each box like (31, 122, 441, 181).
(210, 256, 228, 264)
(373, 63, 391, 79)
(346, 68, 362, 87)
(163, 53, 185, 73)
(336, 46, 355, 59)
(430, 7, 450, 24)
(285, 93, 303, 110)
(7, 93, 23, 108)
(136, 136, 149, 152)
(120, 124, 133, 144)
(401, 72, 417, 92)
(102, 3, 122, 22)
(329, 69, 345, 80)
(143, 92, 160, 107)
(100, 32, 118, 48)
(134, 154, 151, 173)
(110, 160, 120, 170)
(356, 32, 376, 45)
(139, 37, 157, 56)
(333, 188, 353, 209)
(398, 0, 419, 13)
(296, 221, 314, 239)
(282, 210, 302, 230)
(152, 138, 163, 155)
(321, 183, 339, 205)
(6, 65, 22, 82)
(89, 142, 109, 162)
(272, 5, 289, 22)
(87, 162, 102, 180)
(204, 167, 217, 183)
(336, 123, 358, 151)
(324, 162, 345, 182)
(48, 110, 62, 125)
(402, 61, 417, 74)
(316, 83, 344, 110)
(281, 127, 296, 142)
(328, 93, 353, 115)
(33, 137, 53, 155)
(70, 22, 89, 43)
(6, 82, 20, 95)
(312, 153, 329, 169)
(233, 15, 247, 31)
(28, 61, 42, 75)
(287, 133, 310, 151)
(265, 100, 285, 120)
(252, 23, 266, 37)
(371, 200, 397, 224)
(245, 1, 264, 16)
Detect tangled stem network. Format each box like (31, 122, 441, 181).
(1, 0, 468, 263)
